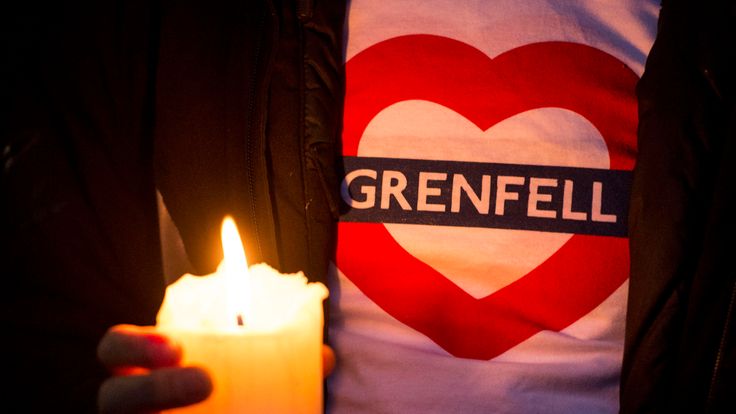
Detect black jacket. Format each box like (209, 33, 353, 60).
(620, 0, 736, 412)
(3, 0, 344, 411)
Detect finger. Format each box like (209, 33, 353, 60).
(98, 366, 212, 414)
(322, 345, 336, 377)
(98, 324, 182, 370)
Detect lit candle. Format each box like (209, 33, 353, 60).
(156, 216, 328, 413)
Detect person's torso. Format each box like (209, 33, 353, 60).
(328, 1, 659, 413)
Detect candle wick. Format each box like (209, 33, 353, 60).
(237, 314, 245, 327)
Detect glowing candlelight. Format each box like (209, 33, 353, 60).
(220, 217, 249, 326)
(157, 216, 328, 413)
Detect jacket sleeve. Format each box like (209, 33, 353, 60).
(2, 2, 165, 411)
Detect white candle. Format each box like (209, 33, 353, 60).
(156, 217, 328, 413)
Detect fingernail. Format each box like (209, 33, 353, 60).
(146, 335, 182, 367)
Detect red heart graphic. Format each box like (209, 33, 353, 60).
(337, 35, 638, 360)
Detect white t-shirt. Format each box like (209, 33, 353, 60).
(328, 1, 659, 413)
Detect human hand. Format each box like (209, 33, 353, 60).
(97, 324, 337, 413)
(97, 324, 212, 413)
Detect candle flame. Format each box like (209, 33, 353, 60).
(221, 217, 248, 273)
(221, 216, 250, 327)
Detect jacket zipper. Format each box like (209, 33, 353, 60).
(297, 1, 311, 272)
(706, 278, 736, 410)
(244, 5, 269, 260)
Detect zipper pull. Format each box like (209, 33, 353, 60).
(297, 0, 313, 22)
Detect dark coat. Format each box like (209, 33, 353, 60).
(2, 0, 344, 411)
(620, 0, 736, 412)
